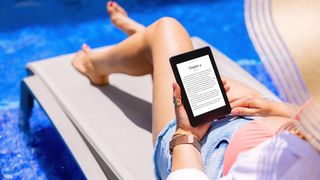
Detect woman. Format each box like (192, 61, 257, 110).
(72, 1, 312, 179)
(169, 84, 320, 179)
(168, 82, 320, 179)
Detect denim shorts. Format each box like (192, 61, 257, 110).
(153, 116, 251, 180)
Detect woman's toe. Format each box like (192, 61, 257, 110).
(113, 2, 128, 16)
(72, 57, 86, 73)
(82, 43, 91, 53)
(106, 1, 116, 14)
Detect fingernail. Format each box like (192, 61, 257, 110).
(231, 109, 239, 116)
(172, 83, 177, 90)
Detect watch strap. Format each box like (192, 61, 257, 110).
(169, 134, 201, 154)
(173, 128, 200, 141)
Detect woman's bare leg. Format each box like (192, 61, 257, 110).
(106, 2, 260, 99)
(147, 19, 196, 143)
(73, 17, 193, 143)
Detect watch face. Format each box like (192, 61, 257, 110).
(187, 134, 194, 143)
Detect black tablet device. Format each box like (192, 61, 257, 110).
(170, 47, 231, 127)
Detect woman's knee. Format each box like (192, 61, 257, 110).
(146, 17, 188, 40)
(155, 17, 187, 34)
(156, 17, 181, 29)
(143, 16, 193, 61)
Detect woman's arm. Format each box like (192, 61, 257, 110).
(268, 101, 300, 118)
(168, 83, 210, 179)
(170, 80, 231, 170)
(171, 143, 203, 171)
(171, 83, 209, 171)
(169, 80, 231, 178)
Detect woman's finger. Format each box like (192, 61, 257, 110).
(222, 79, 227, 85)
(229, 96, 240, 103)
(231, 107, 259, 116)
(230, 96, 253, 108)
(224, 84, 230, 93)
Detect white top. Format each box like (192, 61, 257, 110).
(167, 132, 320, 180)
(167, 168, 209, 180)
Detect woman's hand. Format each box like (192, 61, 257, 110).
(173, 83, 210, 139)
(230, 94, 300, 118)
(230, 94, 273, 117)
(230, 91, 301, 118)
(172, 80, 230, 139)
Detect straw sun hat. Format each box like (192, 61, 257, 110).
(245, 0, 320, 150)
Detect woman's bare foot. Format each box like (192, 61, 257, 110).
(73, 2, 146, 85)
(72, 44, 109, 86)
(106, 1, 145, 36)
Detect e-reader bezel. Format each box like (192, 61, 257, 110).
(170, 46, 231, 127)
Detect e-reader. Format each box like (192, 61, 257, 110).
(170, 47, 231, 127)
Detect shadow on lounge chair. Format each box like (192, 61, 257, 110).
(98, 85, 152, 133)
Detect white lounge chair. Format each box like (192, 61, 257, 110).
(20, 37, 279, 179)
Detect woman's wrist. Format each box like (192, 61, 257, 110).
(267, 101, 286, 117)
(170, 130, 202, 154)
(174, 128, 200, 140)
(171, 128, 203, 171)
(269, 102, 299, 118)
(176, 124, 210, 140)
(171, 141, 204, 171)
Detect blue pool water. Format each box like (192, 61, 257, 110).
(0, 0, 278, 178)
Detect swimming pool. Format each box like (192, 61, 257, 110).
(0, 0, 278, 178)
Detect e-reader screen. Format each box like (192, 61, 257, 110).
(170, 46, 231, 127)
(176, 54, 226, 117)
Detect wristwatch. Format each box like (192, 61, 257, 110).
(169, 134, 201, 154)
(173, 128, 200, 141)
